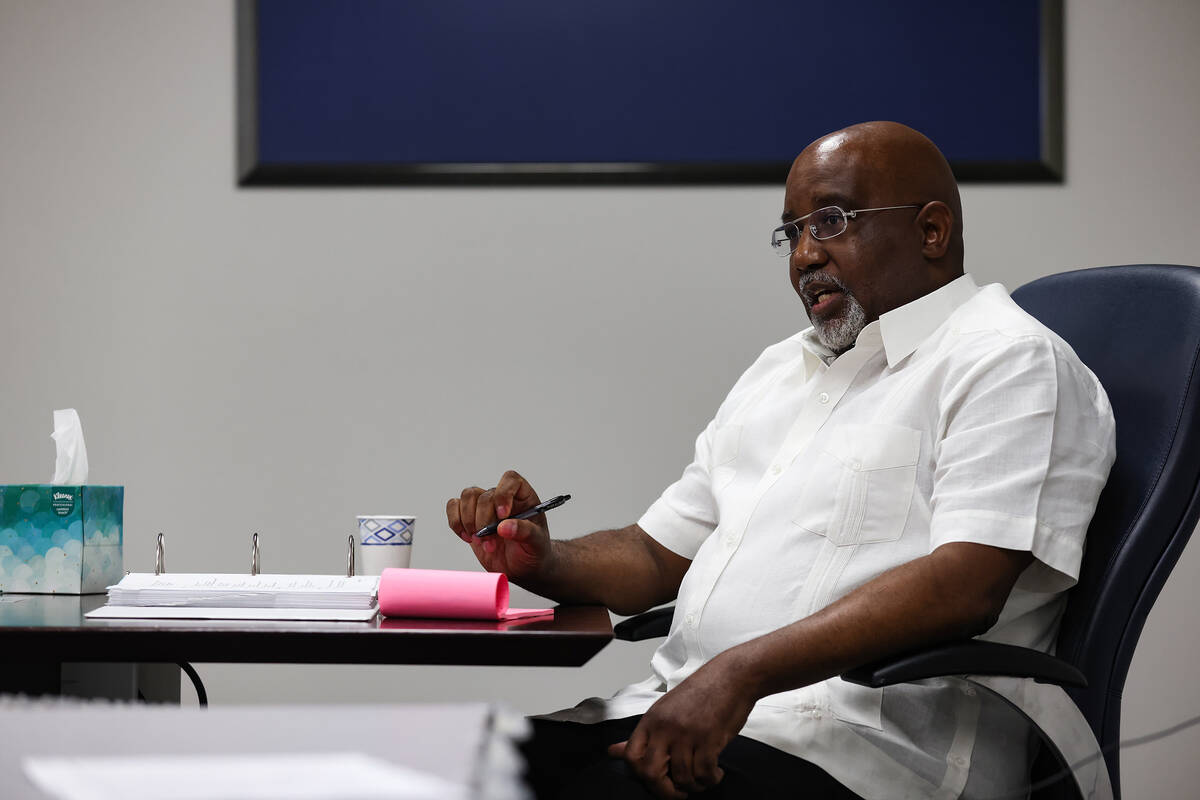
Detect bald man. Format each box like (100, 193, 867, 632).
(447, 122, 1115, 799)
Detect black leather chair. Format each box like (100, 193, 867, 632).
(615, 265, 1200, 799)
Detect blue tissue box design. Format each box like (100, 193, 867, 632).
(0, 485, 123, 594)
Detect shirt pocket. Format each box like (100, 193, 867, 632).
(792, 423, 921, 546)
(709, 424, 743, 489)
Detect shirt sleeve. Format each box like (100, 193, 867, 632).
(928, 333, 1116, 593)
(637, 338, 803, 559)
(637, 420, 721, 559)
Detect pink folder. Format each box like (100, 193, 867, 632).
(378, 568, 555, 621)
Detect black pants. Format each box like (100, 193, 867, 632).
(523, 716, 864, 799)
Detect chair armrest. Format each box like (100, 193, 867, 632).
(839, 640, 1087, 689)
(614, 612, 1087, 691)
(614, 606, 674, 641)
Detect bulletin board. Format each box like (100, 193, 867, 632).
(236, 0, 1062, 186)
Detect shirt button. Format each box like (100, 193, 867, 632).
(952, 755, 968, 768)
(849, 459, 862, 470)
(685, 613, 697, 627)
(818, 392, 830, 404)
(770, 464, 782, 476)
(963, 685, 977, 697)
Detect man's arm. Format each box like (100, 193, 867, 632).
(731, 541, 1032, 696)
(446, 470, 691, 616)
(522, 525, 691, 616)
(613, 541, 1032, 798)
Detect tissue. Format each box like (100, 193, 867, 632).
(0, 409, 121, 593)
(50, 408, 89, 485)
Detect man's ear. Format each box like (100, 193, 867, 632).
(917, 201, 954, 259)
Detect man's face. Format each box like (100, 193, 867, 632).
(781, 135, 928, 353)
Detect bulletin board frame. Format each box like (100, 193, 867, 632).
(236, 0, 1064, 186)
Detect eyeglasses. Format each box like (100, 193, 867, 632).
(770, 204, 923, 257)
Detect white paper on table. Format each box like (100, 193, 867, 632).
(110, 574, 380, 595)
(84, 606, 379, 622)
(23, 751, 467, 800)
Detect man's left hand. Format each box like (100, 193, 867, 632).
(608, 656, 755, 798)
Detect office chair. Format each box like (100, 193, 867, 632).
(615, 265, 1200, 799)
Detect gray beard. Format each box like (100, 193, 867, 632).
(812, 291, 867, 355)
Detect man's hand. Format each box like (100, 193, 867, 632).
(608, 656, 755, 798)
(446, 469, 553, 582)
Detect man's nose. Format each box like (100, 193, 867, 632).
(790, 224, 828, 272)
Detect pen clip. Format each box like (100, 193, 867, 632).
(250, 532, 260, 576)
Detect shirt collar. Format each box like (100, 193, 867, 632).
(798, 273, 980, 374)
(878, 273, 979, 368)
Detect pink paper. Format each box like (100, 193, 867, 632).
(378, 568, 554, 621)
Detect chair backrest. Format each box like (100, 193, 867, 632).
(1010, 264, 1200, 796)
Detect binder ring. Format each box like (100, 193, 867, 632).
(347, 534, 355, 578)
(250, 532, 260, 576)
(155, 532, 165, 576)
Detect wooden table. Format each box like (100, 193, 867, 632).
(0, 594, 614, 699)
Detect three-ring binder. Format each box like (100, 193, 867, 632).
(151, 532, 358, 576)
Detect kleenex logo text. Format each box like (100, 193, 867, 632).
(50, 490, 76, 517)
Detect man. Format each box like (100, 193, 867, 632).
(446, 122, 1115, 799)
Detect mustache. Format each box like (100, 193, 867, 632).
(796, 271, 851, 294)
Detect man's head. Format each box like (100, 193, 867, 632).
(780, 121, 964, 354)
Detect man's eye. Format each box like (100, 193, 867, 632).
(820, 212, 844, 227)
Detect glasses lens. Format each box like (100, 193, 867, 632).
(771, 223, 800, 256)
(810, 207, 847, 240)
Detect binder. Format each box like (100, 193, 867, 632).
(85, 533, 378, 622)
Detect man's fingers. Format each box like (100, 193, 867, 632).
(474, 488, 499, 532)
(445, 498, 467, 541)
(634, 737, 674, 796)
(667, 744, 698, 793)
(647, 771, 688, 800)
(618, 730, 686, 800)
(496, 519, 538, 542)
(495, 470, 540, 519)
(458, 487, 484, 535)
(693, 750, 724, 789)
(622, 722, 649, 763)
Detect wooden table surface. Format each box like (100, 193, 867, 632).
(0, 594, 613, 667)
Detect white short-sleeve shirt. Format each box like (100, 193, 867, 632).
(546, 274, 1116, 799)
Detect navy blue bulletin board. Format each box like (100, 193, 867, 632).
(236, 0, 1062, 186)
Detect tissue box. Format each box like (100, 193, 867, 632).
(0, 485, 123, 594)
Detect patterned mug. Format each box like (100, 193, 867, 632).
(355, 515, 415, 575)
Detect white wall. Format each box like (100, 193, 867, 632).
(1, 1, 1197, 795)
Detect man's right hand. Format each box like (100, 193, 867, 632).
(446, 469, 553, 582)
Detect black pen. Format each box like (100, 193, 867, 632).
(475, 494, 572, 537)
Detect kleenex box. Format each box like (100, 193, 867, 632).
(0, 485, 123, 594)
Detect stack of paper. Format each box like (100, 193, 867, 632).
(107, 574, 378, 609)
(86, 574, 379, 622)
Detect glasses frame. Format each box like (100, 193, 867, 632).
(770, 204, 924, 256)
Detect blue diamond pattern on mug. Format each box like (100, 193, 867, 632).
(361, 517, 413, 545)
